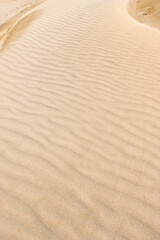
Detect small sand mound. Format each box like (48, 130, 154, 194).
(128, 0, 160, 30)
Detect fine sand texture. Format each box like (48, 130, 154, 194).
(0, 0, 160, 239)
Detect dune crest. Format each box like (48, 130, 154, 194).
(0, 0, 45, 51)
(128, 0, 160, 30)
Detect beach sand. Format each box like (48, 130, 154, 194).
(0, 0, 160, 239)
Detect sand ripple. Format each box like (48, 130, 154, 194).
(0, 0, 160, 239)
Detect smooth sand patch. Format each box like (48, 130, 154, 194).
(0, 0, 160, 239)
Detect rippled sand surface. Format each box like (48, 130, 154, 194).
(0, 0, 160, 239)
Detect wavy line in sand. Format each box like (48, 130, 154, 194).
(0, 0, 160, 239)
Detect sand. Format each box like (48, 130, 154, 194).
(0, 0, 160, 239)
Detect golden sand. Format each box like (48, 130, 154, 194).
(0, 0, 160, 239)
(128, 0, 160, 30)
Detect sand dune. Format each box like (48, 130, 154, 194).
(0, 0, 160, 239)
